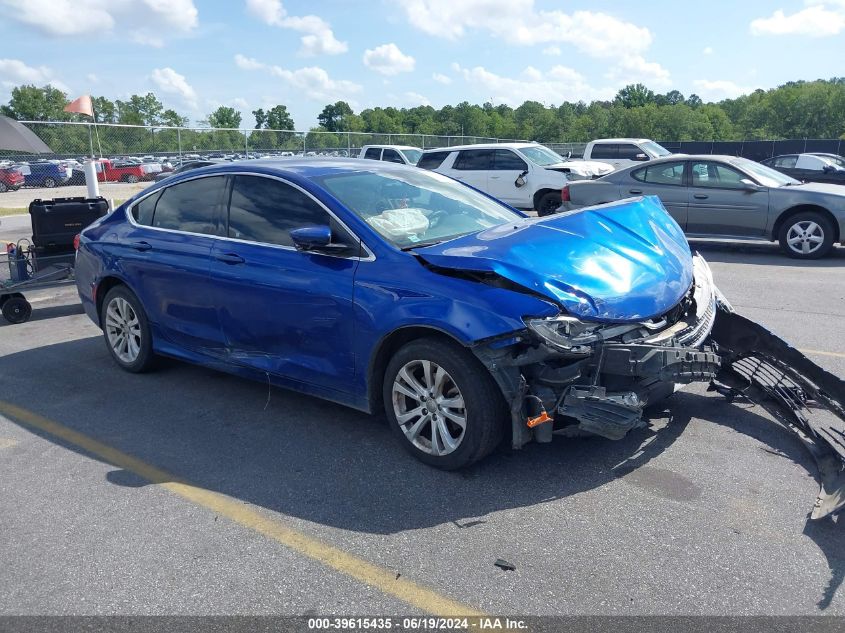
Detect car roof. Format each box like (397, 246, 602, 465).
(591, 138, 653, 144)
(156, 157, 424, 181)
(421, 142, 540, 153)
(361, 145, 421, 150)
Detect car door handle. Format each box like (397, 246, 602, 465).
(215, 252, 245, 265)
(693, 194, 709, 199)
(629, 189, 642, 195)
(490, 175, 501, 179)
(130, 241, 152, 251)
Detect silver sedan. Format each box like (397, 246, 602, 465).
(558, 154, 845, 259)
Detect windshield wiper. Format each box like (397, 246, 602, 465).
(402, 239, 444, 251)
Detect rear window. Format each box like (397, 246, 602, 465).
(364, 148, 381, 160)
(131, 190, 161, 226)
(417, 151, 451, 170)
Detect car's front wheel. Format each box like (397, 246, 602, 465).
(778, 211, 834, 259)
(536, 191, 561, 217)
(43, 177, 56, 188)
(101, 286, 156, 372)
(383, 338, 507, 469)
(124, 174, 139, 184)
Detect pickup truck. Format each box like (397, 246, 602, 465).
(94, 159, 149, 183)
(581, 138, 673, 171)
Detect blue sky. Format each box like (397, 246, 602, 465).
(1, 0, 844, 129)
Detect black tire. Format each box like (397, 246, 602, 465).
(43, 177, 56, 188)
(100, 285, 156, 373)
(383, 338, 507, 470)
(778, 211, 835, 259)
(2, 294, 32, 324)
(0, 182, 7, 193)
(124, 174, 139, 184)
(536, 191, 562, 217)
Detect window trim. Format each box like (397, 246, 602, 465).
(491, 148, 528, 171)
(126, 171, 376, 262)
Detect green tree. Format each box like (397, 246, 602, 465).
(1, 84, 68, 120)
(266, 105, 295, 130)
(92, 96, 116, 123)
(207, 106, 242, 129)
(614, 84, 656, 109)
(318, 101, 353, 132)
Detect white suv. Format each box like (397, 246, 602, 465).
(358, 145, 422, 165)
(418, 142, 610, 215)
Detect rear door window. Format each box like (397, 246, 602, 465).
(492, 149, 528, 170)
(381, 149, 405, 164)
(151, 176, 227, 235)
(453, 149, 493, 170)
(774, 155, 798, 168)
(364, 148, 381, 160)
(632, 162, 686, 186)
(590, 144, 617, 159)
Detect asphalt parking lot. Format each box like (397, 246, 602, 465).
(0, 217, 843, 615)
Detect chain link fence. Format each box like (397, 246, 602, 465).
(0, 121, 526, 162)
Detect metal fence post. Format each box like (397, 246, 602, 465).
(177, 127, 182, 160)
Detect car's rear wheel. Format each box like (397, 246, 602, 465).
(536, 191, 562, 217)
(42, 177, 56, 188)
(101, 286, 155, 372)
(779, 211, 834, 259)
(383, 338, 507, 469)
(124, 174, 139, 184)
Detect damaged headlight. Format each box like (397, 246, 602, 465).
(525, 315, 642, 352)
(526, 315, 602, 351)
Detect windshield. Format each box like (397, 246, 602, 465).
(517, 145, 565, 166)
(641, 141, 672, 157)
(400, 149, 422, 164)
(314, 168, 522, 248)
(729, 157, 801, 187)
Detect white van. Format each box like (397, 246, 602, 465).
(418, 142, 611, 215)
(358, 145, 423, 165)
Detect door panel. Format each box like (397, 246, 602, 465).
(486, 149, 531, 207)
(686, 161, 769, 236)
(450, 149, 492, 192)
(627, 161, 688, 228)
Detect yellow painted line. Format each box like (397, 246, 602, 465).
(799, 349, 845, 359)
(0, 400, 483, 616)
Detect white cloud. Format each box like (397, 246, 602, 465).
(235, 54, 361, 102)
(607, 55, 671, 88)
(363, 43, 415, 75)
(245, 0, 347, 55)
(399, 0, 653, 59)
(150, 67, 197, 109)
(703, 46, 713, 55)
(432, 72, 452, 84)
(403, 92, 430, 106)
(0, 58, 70, 92)
(453, 63, 612, 106)
(543, 45, 562, 56)
(0, 0, 198, 44)
(86, 73, 100, 84)
(750, 4, 845, 36)
(692, 79, 757, 100)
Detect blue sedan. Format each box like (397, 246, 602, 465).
(74, 159, 845, 500)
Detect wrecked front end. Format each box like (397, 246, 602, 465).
(472, 254, 845, 520)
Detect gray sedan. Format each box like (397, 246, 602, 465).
(558, 154, 845, 258)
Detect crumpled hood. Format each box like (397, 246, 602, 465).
(546, 160, 614, 178)
(415, 196, 694, 322)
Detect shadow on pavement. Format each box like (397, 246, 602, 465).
(688, 239, 845, 267)
(2, 335, 842, 607)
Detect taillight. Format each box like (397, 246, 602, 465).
(561, 185, 570, 202)
(73, 234, 81, 251)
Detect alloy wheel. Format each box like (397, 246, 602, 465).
(105, 297, 142, 363)
(786, 220, 825, 255)
(391, 359, 467, 456)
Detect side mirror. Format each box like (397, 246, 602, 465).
(290, 225, 350, 253)
(633, 153, 650, 162)
(740, 178, 762, 191)
(514, 169, 528, 188)
(822, 164, 835, 173)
